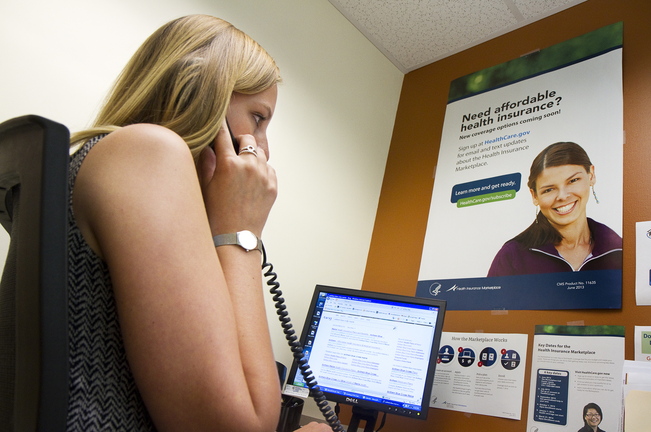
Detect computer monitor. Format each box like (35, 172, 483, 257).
(285, 285, 446, 424)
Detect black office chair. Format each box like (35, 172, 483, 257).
(0, 115, 70, 431)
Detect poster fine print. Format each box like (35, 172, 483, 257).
(416, 23, 623, 310)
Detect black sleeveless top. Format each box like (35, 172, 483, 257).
(66, 136, 155, 430)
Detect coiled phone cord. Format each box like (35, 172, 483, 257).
(262, 245, 345, 432)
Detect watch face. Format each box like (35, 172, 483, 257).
(238, 231, 257, 251)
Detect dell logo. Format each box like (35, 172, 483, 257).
(345, 397, 359, 404)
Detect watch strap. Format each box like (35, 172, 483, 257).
(213, 230, 263, 253)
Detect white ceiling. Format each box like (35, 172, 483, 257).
(327, 0, 587, 73)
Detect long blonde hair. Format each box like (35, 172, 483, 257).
(71, 15, 281, 157)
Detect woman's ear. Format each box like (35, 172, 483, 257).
(529, 188, 538, 206)
(589, 165, 596, 186)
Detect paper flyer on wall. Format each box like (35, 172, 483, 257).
(526, 325, 624, 432)
(416, 23, 623, 310)
(634, 325, 651, 362)
(429, 331, 528, 420)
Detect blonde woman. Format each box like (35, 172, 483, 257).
(68, 15, 330, 431)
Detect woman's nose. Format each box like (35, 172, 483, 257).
(256, 135, 269, 160)
(556, 186, 570, 200)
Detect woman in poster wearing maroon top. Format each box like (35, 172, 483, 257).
(488, 142, 622, 277)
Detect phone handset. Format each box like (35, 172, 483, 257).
(225, 118, 239, 153)
(211, 118, 239, 153)
(261, 247, 345, 432)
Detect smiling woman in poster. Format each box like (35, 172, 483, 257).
(578, 403, 605, 432)
(487, 142, 622, 277)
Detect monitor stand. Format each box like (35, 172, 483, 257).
(346, 406, 378, 432)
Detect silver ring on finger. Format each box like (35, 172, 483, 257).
(238, 145, 257, 156)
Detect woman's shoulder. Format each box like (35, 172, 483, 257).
(99, 123, 189, 154)
(497, 238, 529, 255)
(73, 124, 199, 257)
(587, 217, 622, 249)
(76, 123, 197, 202)
(487, 239, 529, 277)
(78, 124, 195, 192)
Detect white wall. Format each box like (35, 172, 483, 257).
(0, 0, 403, 420)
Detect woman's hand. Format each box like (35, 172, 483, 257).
(298, 421, 333, 431)
(197, 123, 277, 237)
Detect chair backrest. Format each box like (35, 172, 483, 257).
(0, 115, 70, 431)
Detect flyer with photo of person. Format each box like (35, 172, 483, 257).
(526, 325, 624, 432)
(416, 23, 623, 310)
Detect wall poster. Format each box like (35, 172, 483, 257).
(527, 325, 624, 432)
(429, 332, 528, 420)
(416, 23, 623, 310)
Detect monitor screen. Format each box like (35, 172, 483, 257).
(285, 285, 446, 420)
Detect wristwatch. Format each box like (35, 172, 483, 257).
(213, 230, 263, 254)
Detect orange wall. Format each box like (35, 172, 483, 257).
(361, 0, 651, 430)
